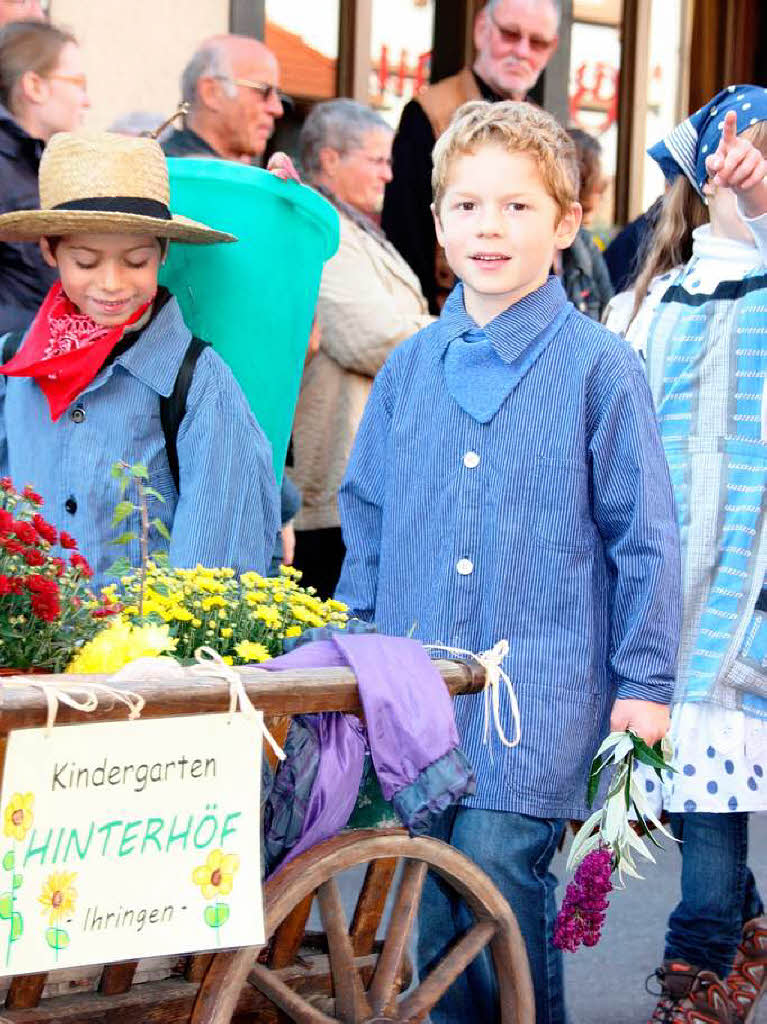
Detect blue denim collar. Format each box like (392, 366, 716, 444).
(439, 275, 569, 363)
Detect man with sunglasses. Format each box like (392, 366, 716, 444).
(382, 0, 560, 313)
(163, 34, 285, 164)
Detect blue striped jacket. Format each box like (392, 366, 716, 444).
(0, 295, 279, 588)
(336, 278, 682, 819)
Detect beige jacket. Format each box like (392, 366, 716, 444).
(291, 210, 433, 531)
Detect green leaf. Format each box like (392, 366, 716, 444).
(0, 892, 13, 919)
(109, 531, 138, 546)
(110, 463, 124, 480)
(111, 501, 134, 528)
(144, 488, 165, 504)
(2, 850, 14, 871)
(203, 903, 230, 929)
(130, 463, 149, 480)
(150, 518, 170, 541)
(632, 800, 664, 849)
(11, 874, 21, 891)
(105, 557, 132, 578)
(10, 912, 22, 942)
(45, 926, 68, 950)
(586, 753, 606, 808)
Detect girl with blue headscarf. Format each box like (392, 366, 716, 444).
(606, 86, 767, 1024)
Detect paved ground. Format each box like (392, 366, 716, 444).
(556, 812, 767, 1023)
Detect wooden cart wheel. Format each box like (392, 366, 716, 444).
(192, 827, 534, 1024)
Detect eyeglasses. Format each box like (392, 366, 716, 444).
(489, 11, 557, 53)
(47, 73, 88, 91)
(212, 76, 288, 105)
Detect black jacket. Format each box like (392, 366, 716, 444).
(561, 228, 613, 322)
(0, 105, 57, 333)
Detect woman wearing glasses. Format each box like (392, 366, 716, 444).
(0, 19, 89, 332)
(289, 99, 433, 599)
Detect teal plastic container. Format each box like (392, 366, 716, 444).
(160, 158, 339, 482)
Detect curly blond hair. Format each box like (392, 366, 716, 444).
(432, 100, 579, 218)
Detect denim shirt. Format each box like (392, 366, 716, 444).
(0, 296, 280, 588)
(337, 278, 682, 820)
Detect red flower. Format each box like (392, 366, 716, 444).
(50, 557, 66, 578)
(0, 575, 11, 595)
(26, 575, 59, 595)
(0, 509, 13, 533)
(23, 548, 45, 567)
(9, 577, 24, 595)
(0, 478, 15, 493)
(0, 537, 26, 556)
(30, 591, 60, 622)
(92, 600, 123, 618)
(59, 531, 78, 550)
(69, 553, 93, 578)
(32, 513, 57, 545)
(22, 485, 43, 506)
(12, 521, 38, 546)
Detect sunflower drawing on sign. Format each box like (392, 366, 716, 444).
(192, 848, 240, 940)
(39, 870, 77, 961)
(0, 792, 33, 966)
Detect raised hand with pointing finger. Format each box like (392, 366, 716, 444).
(705, 109, 767, 217)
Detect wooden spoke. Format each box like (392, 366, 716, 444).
(269, 891, 315, 969)
(368, 859, 426, 1016)
(99, 960, 138, 995)
(349, 857, 397, 956)
(317, 877, 372, 1023)
(6, 972, 47, 1008)
(248, 962, 336, 1024)
(397, 919, 497, 1020)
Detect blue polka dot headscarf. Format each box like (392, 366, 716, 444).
(648, 84, 767, 199)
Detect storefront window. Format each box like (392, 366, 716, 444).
(265, 0, 340, 100)
(569, 1, 622, 229)
(642, 0, 686, 210)
(370, 0, 434, 128)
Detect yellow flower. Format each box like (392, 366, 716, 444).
(221, 627, 233, 638)
(285, 626, 301, 638)
(234, 640, 270, 663)
(3, 792, 33, 841)
(39, 871, 77, 925)
(66, 619, 177, 674)
(192, 849, 239, 900)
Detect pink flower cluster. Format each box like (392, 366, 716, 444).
(553, 847, 613, 952)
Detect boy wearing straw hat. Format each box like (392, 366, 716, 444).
(0, 131, 279, 586)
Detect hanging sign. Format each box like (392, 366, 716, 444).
(0, 712, 264, 975)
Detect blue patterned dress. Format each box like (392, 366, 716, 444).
(613, 221, 767, 813)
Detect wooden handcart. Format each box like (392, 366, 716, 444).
(0, 661, 534, 1023)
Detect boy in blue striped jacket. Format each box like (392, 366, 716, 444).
(336, 101, 682, 1023)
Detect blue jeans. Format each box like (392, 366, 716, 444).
(417, 806, 567, 1024)
(665, 812, 764, 979)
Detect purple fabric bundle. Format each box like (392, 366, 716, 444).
(263, 633, 471, 871)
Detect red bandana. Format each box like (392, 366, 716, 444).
(0, 282, 153, 421)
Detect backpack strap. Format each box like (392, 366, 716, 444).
(160, 336, 211, 493)
(0, 331, 24, 366)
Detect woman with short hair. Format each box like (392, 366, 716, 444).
(0, 20, 90, 331)
(290, 99, 433, 598)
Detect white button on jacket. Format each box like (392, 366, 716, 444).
(463, 451, 480, 468)
(456, 558, 474, 575)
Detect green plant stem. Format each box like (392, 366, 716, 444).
(138, 482, 149, 622)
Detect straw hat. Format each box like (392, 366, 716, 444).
(0, 132, 236, 244)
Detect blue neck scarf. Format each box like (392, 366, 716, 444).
(442, 277, 573, 423)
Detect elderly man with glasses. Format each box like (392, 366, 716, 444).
(163, 34, 286, 164)
(382, 0, 560, 313)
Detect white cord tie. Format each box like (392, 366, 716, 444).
(425, 639, 521, 748)
(191, 646, 285, 761)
